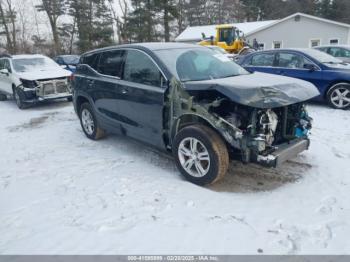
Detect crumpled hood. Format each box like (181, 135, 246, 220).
(17, 68, 71, 81)
(183, 72, 320, 108)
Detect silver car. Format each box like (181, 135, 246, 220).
(315, 45, 350, 63)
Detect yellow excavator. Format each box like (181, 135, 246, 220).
(199, 24, 247, 54)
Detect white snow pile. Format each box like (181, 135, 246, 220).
(0, 100, 349, 255)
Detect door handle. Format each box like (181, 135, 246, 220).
(121, 88, 128, 94)
(276, 70, 285, 75)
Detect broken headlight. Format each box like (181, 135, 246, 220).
(20, 79, 39, 89)
(256, 109, 278, 146)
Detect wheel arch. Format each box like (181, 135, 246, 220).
(325, 81, 350, 98)
(170, 113, 230, 150)
(75, 95, 90, 114)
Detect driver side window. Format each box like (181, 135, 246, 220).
(0, 59, 4, 70)
(4, 60, 12, 72)
(276, 53, 309, 69)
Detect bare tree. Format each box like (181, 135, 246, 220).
(36, 0, 66, 55)
(0, 0, 17, 53)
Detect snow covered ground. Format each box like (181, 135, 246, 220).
(0, 100, 349, 255)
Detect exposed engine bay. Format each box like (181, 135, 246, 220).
(167, 79, 313, 168)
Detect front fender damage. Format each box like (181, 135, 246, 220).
(166, 78, 244, 150)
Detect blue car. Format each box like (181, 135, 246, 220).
(238, 48, 350, 109)
(54, 55, 80, 73)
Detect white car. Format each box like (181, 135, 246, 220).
(0, 54, 72, 109)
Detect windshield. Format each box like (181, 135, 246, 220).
(13, 57, 61, 72)
(62, 55, 80, 65)
(302, 49, 342, 64)
(155, 48, 248, 82)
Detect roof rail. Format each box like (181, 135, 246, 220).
(0, 54, 12, 58)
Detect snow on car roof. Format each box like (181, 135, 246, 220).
(175, 20, 277, 42)
(12, 54, 49, 59)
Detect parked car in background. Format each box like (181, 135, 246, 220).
(73, 43, 318, 186)
(315, 45, 350, 63)
(0, 54, 72, 109)
(238, 48, 350, 109)
(54, 55, 80, 73)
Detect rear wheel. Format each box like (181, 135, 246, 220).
(173, 125, 229, 186)
(79, 102, 106, 140)
(327, 83, 350, 110)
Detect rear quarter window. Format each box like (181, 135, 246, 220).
(96, 50, 125, 78)
(81, 53, 100, 71)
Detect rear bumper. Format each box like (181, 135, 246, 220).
(256, 138, 310, 168)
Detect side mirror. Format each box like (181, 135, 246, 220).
(303, 63, 317, 72)
(0, 69, 9, 75)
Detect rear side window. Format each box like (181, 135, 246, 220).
(97, 50, 125, 78)
(82, 53, 99, 71)
(123, 50, 162, 87)
(250, 53, 275, 67)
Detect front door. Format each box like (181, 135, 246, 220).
(274, 52, 324, 89)
(117, 49, 166, 148)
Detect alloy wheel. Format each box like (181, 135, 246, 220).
(178, 137, 210, 178)
(330, 86, 350, 108)
(81, 108, 95, 135)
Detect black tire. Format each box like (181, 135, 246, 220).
(0, 93, 7, 101)
(13, 87, 28, 110)
(327, 83, 350, 110)
(79, 102, 106, 140)
(67, 96, 73, 102)
(173, 124, 229, 186)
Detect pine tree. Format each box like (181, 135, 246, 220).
(125, 0, 159, 42)
(154, 0, 178, 42)
(68, 0, 114, 53)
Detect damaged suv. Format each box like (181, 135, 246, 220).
(0, 54, 72, 109)
(73, 43, 319, 185)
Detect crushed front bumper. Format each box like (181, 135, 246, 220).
(19, 79, 72, 103)
(256, 138, 310, 168)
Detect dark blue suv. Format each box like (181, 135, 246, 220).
(238, 48, 350, 109)
(72, 43, 318, 186)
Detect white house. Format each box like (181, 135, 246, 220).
(175, 13, 350, 50)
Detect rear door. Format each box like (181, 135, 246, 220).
(86, 49, 126, 131)
(242, 52, 278, 75)
(117, 49, 167, 148)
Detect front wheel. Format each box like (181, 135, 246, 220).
(13, 87, 28, 109)
(173, 125, 229, 186)
(79, 102, 106, 140)
(327, 83, 350, 110)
